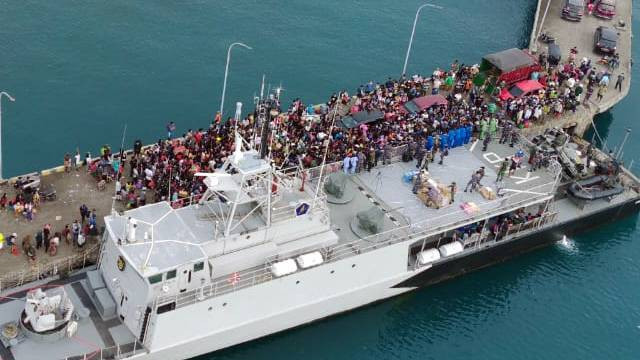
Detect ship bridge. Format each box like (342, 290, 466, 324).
(102, 133, 334, 291)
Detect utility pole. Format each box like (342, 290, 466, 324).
(401, 3, 443, 77)
(220, 42, 252, 118)
(0, 92, 16, 181)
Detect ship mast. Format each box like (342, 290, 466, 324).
(111, 123, 127, 214)
(312, 100, 340, 209)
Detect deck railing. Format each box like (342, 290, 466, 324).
(155, 178, 558, 310)
(62, 338, 147, 360)
(504, 211, 558, 237)
(0, 242, 101, 293)
(411, 210, 559, 271)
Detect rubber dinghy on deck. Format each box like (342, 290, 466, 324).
(568, 175, 624, 200)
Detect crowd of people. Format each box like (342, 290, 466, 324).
(0, 191, 39, 222)
(95, 61, 498, 209)
(0, 203, 96, 263)
(75, 41, 621, 215)
(0, 43, 620, 270)
(500, 45, 625, 130)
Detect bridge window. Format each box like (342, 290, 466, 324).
(148, 274, 163, 284)
(194, 262, 205, 272)
(166, 269, 177, 280)
(157, 302, 176, 314)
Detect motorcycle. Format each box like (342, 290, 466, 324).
(38, 184, 57, 201)
(538, 32, 556, 44)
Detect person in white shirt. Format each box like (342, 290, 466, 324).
(343, 155, 351, 174)
(533, 106, 543, 121)
(432, 78, 442, 94)
(115, 180, 122, 201)
(144, 168, 154, 181)
(349, 155, 358, 175)
(74, 151, 81, 171)
(566, 77, 576, 88)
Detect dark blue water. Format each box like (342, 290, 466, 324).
(2, 1, 639, 359)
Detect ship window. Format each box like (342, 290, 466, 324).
(157, 302, 176, 314)
(166, 270, 177, 280)
(194, 262, 205, 272)
(148, 274, 163, 284)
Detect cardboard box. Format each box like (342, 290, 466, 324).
(479, 186, 496, 200)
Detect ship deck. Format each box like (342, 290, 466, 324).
(0, 272, 139, 360)
(327, 139, 558, 245)
(153, 135, 640, 311)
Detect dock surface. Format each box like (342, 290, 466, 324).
(527, 0, 632, 135)
(0, 168, 116, 290)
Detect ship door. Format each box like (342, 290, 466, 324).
(119, 289, 128, 320)
(178, 264, 192, 293)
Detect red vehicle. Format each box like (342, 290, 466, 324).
(499, 80, 545, 101)
(594, 0, 616, 19)
(479, 48, 541, 86)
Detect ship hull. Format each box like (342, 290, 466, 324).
(394, 197, 640, 288)
(129, 198, 639, 360)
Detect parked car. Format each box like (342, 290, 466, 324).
(594, 26, 618, 53)
(562, 0, 585, 21)
(594, 0, 616, 19)
(499, 80, 545, 101)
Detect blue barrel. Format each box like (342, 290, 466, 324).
(454, 128, 463, 147)
(440, 134, 449, 151)
(448, 130, 456, 148)
(426, 135, 434, 151)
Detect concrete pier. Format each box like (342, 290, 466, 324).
(0, 167, 119, 290)
(527, 0, 632, 135)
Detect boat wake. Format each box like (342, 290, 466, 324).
(556, 235, 578, 254)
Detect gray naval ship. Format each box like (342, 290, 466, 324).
(0, 126, 638, 360)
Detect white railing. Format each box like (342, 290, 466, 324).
(411, 210, 559, 271)
(169, 193, 203, 209)
(155, 178, 557, 310)
(62, 338, 147, 360)
(0, 242, 101, 293)
(318, 182, 556, 265)
(504, 211, 558, 237)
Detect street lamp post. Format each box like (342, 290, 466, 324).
(219, 42, 252, 119)
(0, 91, 16, 181)
(401, 3, 442, 77)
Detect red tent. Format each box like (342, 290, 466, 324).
(403, 94, 448, 114)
